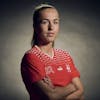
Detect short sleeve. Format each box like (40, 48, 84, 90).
(66, 53, 80, 79)
(21, 53, 45, 84)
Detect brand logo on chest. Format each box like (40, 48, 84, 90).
(57, 66, 63, 71)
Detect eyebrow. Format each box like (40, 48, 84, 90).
(40, 18, 60, 21)
(54, 18, 60, 21)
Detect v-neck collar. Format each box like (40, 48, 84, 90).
(35, 45, 55, 59)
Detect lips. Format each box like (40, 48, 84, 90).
(47, 32, 55, 37)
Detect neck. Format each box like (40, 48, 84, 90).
(36, 43, 54, 57)
(38, 43, 53, 51)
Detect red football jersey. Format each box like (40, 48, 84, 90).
(21, 45, 80, 100)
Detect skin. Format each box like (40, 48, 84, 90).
(35, 8, 59, 46)
(32, 8, 84, 100)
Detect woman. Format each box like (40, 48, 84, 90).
(21, 4, 84, 100)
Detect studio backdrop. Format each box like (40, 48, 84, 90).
(0, 0, 100, 100)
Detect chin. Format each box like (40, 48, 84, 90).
(45, 40, 54, 44)
(48, 37, 56, 41)
(48, 39, 55, 43)
(44, 37, 56, 44)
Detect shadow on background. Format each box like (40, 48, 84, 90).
(0, 0, 100, 100)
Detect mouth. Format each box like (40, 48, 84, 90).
(47, 32, 55, 37)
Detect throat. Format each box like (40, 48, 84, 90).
(35, 45, 54, 58)
(45, 49, 54, 58)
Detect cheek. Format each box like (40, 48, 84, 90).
(40, 25, 48, 32)
(38, 26, 47, 36)
(55, 25, 59, 32)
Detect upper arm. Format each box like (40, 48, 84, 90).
(65, 77, 84, 100)
(66, 52, 84, 94)
(66, 53, 84, 94)
(66, 53, 80, 79)
(21, 53, 45, 84)
(72, 77, 84, 94)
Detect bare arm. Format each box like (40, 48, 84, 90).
(32, 76, 76, 100)
(65, 77, 84, 100)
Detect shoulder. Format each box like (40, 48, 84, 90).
(25, 46, 37, 55)
(22, 47, 39, 63)
(54, 48, 70, 56)
(21, 47, 44, 68)
(54, 48, 73, 61)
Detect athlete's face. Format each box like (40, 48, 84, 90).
(35, 8, 60, 45)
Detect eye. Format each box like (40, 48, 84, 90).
(54, 21, 59, 24)
(54, 19, 59, 24)
(40, 20, 49, 24)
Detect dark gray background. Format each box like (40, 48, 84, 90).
(0, 0, 100, 100)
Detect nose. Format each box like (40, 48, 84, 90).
(48, 22, 54, 30)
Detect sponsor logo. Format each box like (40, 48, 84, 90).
(57, 66, 63, 71)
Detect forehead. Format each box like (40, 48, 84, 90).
(39, 8, 59, 19)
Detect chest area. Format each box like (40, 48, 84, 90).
(44, 60, 71, 76)
(35, 49, 72, 75)
(38, 53, 72, 76)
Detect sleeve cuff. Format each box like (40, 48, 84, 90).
(71, 70, 80, 79)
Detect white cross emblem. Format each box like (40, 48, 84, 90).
(45, 66, 54, 75)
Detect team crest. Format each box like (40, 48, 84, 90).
(45, 66, 54, 75)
